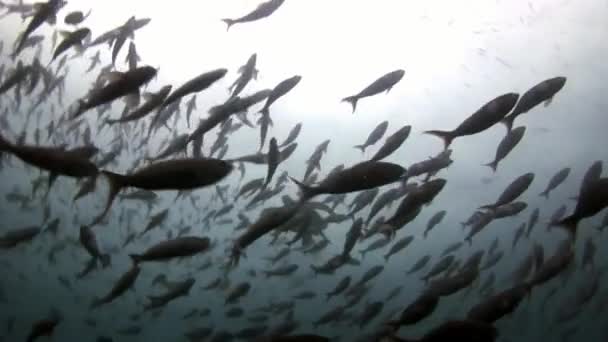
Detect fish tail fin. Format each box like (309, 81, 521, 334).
(423, 130, 454, 150)
(501, 116, 515, 131)
(483, 161, 498, 172)
(129, 254, 142, 264)
(221, 19, 235, 31)
(100, 254, 111, 268)
(89, 171, 126, 227)
(341, 96, 358, 113)
(289, 176, 317, 202)
(539, 190, 549, 199)
(556, 215, 579, 238)
(353, 144, 366, 153)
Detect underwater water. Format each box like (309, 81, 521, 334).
(0, 0, 607, 341)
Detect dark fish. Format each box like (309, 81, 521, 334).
(79, 225, 111, 268)
(258, 75, 302, 149)
(144, 278, 195, 311)
(539, 167, 570, 198)
(26, 316, 61, 342)
(341, 218, 364, 259)
(342, 69, 405, 113)
(226, 282, 251, 304)
(354, 121, 389, 152)
(230, 205, 301, 266)
(357, 301, 384, 328)
(71, 66, 157, 119)
(468, 283, 531, 323)
(230, 53, 258, 98)
(407, 255, 431, 274)
(326, 276, 351, 300)
(424, 210, 447, 238)
(263, 264, 298, 278)
(51, 28, 90, 62)
(484, 126, 525, 172)
(422, 255, 455, 283)
(480, 173, 534, 210)
(405, 320, 498, 342)
(387, 295, 439, 329)
(263, 138, 279, 188)
(425, 93, 519, 149)
(0, 226, 40, 249)
(526, 208, 540, 237)
(93, 158, 232, 226)
(91, 265, 141, 308)
(291, 160, 406, 202)
(370, 125, 411, 161)
(384, 235, 414, 261)
(64, 10, 91, 25)
(557, 178, 608, 238)
(129, 236, 211, 263)
(162, 69, 228, 109)
(530, 239, 574, 287)
(14, 0, 64, 57)
(222, 0, 286, 31)
(502, 77, 567, 131)
(279, 123, 302, 148)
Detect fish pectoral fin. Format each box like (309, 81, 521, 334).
(544, 97, 553, 107)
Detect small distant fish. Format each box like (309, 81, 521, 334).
(483, 126, 525, 172)
(64, 9, 91, 25)
(342, 70, 405, 113)
(354, 121, 389, 152)
(539, 167, 570, 198)
(222, 0, 286, 31)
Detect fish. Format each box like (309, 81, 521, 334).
(263, 138, 279, 188)
(370, 125, 411, 161)
(79, 225, 111, 268)
(144, 278, 195, 311)
(407, 255, 431, 274)
(480, 173, 534, 210)
(263, 264, 298, 278)
(258, 75, 302, 148)
(483, 126, 525, 172)
(71, 66, 157, 119)
(279, 123, 302, 148)
(14, 0, 64, 57)
(0, 226, 41, 249)
(51, 28, 90, 62)
(354, 121, 389, 152)
(26, 315, 61, 342)
(502, 77, 567, 131)
(93, 158, 232, 226)
(341, 218, 364, 259)
(539, 167, 570, 198)
(64, 10, 91, 25)
(326, 276, 351, 300)
(384, 235, 414, 261)
(162, 68, 228, 109)
(91, 265, 141, 308)
(126, 41, 140, 70)
(422, 255, 455, 283)
(424, 93, 519, 149)
(222, 0, 286, 31)
(557, 178, 608, 238)
(129, 236, 211, 263)
(526, 208, 540, 237)
(342, 69, 405, 113)
(226, 282, 251, 304)
(387, 294, 439, 329)
(230, 53, 258, 98)
(424, 210, 447, 238)
(291, 160, 406, 202)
